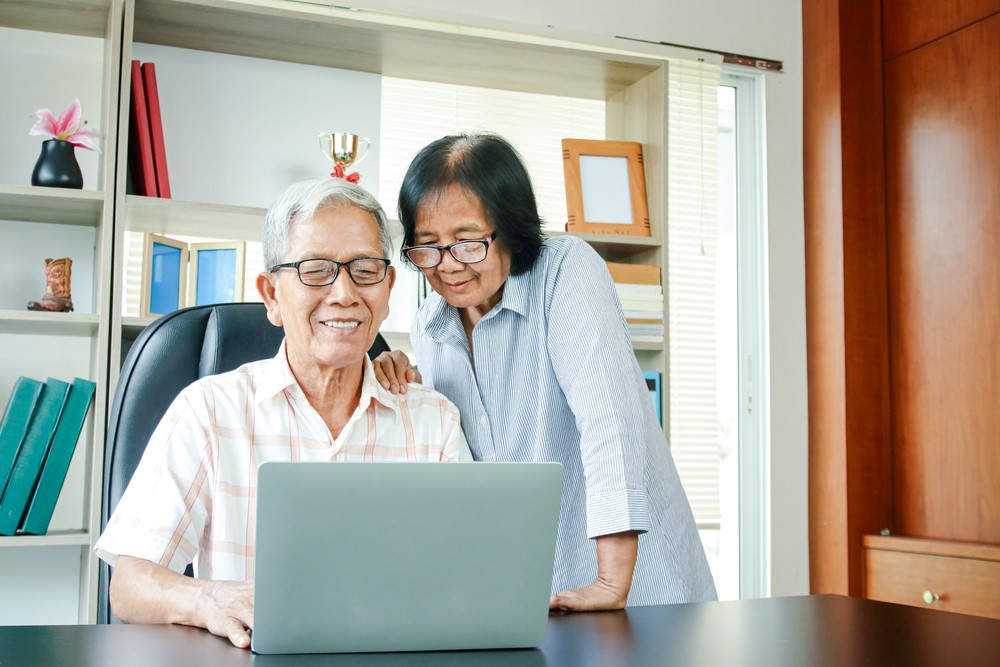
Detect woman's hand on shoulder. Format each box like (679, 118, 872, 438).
(372, 350, 421, 394)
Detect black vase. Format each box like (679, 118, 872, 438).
(31, 139, 84, 189)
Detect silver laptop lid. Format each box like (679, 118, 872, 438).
(252, 461, 563, 654)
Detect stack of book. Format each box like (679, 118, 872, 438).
(129, 60, 172, 198)
(606, 261, 664, 344)
(0, 376, 96, 536)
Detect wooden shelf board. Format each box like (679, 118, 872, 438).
(133, 0, 662, 100)
(0, 530, 91, 548)
(126, 196, 265, 241)
(0, 0, 111, 38)
(0, 310, 100, 335)
(0, 184, 104, 227)
(632, 340, 664, 351)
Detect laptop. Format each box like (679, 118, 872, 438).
(251, 461, 564, 654)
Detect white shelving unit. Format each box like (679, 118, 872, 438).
(3, 0, 671, 624)
(0, 0, 123, 624)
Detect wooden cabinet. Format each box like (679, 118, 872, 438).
(864, 536, 1000, 620)
(3, 0, 674, 623)
(805, 0, 1000, 617)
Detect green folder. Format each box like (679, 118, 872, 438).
(0, 377, 45, 502)
(21, 378, 97, 536)
(0, 378, 70, 536)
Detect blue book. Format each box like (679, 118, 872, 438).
(0, 378, 70, 535)
(643, 370, 662, 425)
(21, 378, 97, 535)
(0, 377, 45, 502)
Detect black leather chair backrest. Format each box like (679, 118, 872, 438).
(98, 302, 390, 623)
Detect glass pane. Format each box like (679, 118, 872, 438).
(150, 242, 182, 314)
(195, 248, 237, 305)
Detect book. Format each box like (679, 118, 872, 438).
(606, 261, 660, 286)
(0, 377, 45, 501)
(0, 378, 70, 535)
(21, 378, 97, 535)
(623, 310, 664, 321)
(619, 299, 663, 312)
(141, 62, 172, 199)
(129, 59, 158, 197)
(614, 282, 663, 296)
(643, 370, 662, 424)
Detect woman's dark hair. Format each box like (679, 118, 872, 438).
(397, 132, 544, 276)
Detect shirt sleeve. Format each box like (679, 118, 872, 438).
(543, 238, 656, 538)
(93, 383, 216, 573)
(440, 399, 475, 462)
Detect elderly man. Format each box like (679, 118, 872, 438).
(95, 179, 471, 649)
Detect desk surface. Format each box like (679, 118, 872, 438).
(4, 595, 1000, 667)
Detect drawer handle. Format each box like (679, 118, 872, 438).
(922, 591, 940, 605)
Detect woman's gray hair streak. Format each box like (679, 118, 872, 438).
(262, 178, 392, 270)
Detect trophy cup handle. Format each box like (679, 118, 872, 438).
(352, 137, 372, 167)
(318, 132, 336, 164)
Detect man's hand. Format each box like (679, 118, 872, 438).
(549, 531, 638, 612)
(111, 556, 255, 649)
(193, 580, 255, 648)
(372, 350, 421, 394)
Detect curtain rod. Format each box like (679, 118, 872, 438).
(615, 35, 783, 72)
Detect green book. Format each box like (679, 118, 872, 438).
(0, 378, 70, 536)
(21, 378, 97, 536)
(0, 377, 45, 502)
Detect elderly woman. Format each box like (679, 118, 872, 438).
(96, 178, 471, 648)
(375, 133, 716, 610)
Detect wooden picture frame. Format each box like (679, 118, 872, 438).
(140, 233, 188, 317)
(188, 241, 246, 307)
(561, 138, 650, 237)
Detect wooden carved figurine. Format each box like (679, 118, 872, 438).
(27, 257, 74, 312)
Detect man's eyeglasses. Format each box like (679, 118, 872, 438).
(270, 257, 391, 287)
(401, 235, 495, 269)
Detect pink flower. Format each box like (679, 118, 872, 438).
(29, 98, 103, 152)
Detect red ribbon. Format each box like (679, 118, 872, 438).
(330, 163, 361, 183)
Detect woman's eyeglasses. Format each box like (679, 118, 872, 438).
(401, 235, 495, 269)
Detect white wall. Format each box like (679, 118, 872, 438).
(347, 0, 809, 596)
(130, 43, 382, 209)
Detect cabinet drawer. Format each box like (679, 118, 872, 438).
(865, 548, 1000, 619)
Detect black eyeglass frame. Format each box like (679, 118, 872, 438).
(401, 234, 496, 269)
(270, 257, 392, 287)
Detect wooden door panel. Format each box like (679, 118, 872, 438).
(885, 15, 1000, 542)
(882, 0, 999, 59)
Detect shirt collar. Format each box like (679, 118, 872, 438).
(255, 339, 401, 421)
(423, 268, 533, 344)
(255, 338, 299, 405)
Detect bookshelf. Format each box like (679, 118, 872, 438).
(3, 0, 671, 624)
(0, 0, 122, 624)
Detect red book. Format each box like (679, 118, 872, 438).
(141, 62, 172, 199)
(129, 60, 157, 197)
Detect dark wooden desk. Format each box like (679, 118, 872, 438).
(4, 595, 1000, 666)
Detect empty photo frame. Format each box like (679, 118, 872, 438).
(140, 234, 188, 317)
(561, 139, 650, 237)
(188, 242, 246, 307)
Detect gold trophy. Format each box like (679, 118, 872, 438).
(318, 132, 371, 180)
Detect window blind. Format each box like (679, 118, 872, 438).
(378, 77, 605, 230)
(667, 59, 722, 528)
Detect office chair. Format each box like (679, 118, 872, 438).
(97, 302, 390, 623)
